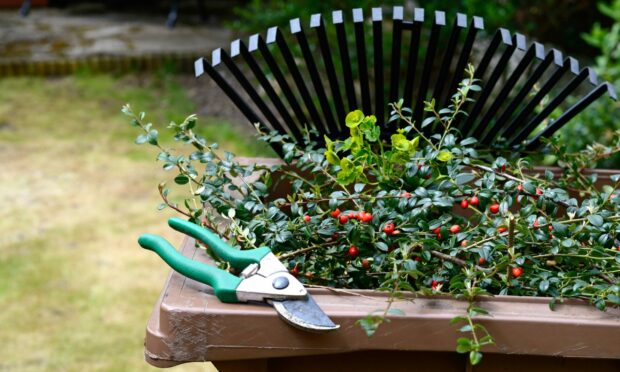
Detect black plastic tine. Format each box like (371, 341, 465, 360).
(474, 29, 504, 79)
(494, 46, 557, 138)
(466, 29, 517, 138)
(415, 11, 445, 129)
(502, 55, 571, 141)
(446, 16, 483, 105)
(434, 13, 467, 107)
(353, 8, 371, 114)
(526, 81, 617, 150)
(510, 61, 589, 145)
(194, 56, 283, 157)
(269, 26, 325, 136)
(478, 37, 542, 145)
(290, 18, 338, 136)
(372, 7, 385, 124)
(402, 8, 424, 109)
(311, 14, 345, 128)
(220, 46, 289, 138)
(389, 6, 404, 105)
(238, 37, 304, 143)
(333, 10, 357, 112)
(256, 32, 309, 132)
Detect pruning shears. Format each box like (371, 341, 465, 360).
(138, 217, 339, 332)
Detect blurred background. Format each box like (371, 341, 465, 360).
(0, 0, 618, 371)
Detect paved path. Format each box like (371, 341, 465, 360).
(0, 8, 231, 63)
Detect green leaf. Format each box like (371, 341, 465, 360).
(587, 214, 604, 227)
(539, 280, 550, 292)
(437, 151, 453, 162)
(469, 351, 483, 365)
(456, 338, 472, 353)
(325, 150, 340, 166)
(455, 173, 475, 185)
(561, 239, 575, 248)
(460, 137, 477, 146)
(345, 110, 364, 128)
(174, 175, 189, 185)
(421, 117, 436, 128)
(607, 294, 620, 305)
(135, 134, 148, 144)
(157, 203, 167, 210)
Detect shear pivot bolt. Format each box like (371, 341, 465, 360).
(272, 276, 289, 290)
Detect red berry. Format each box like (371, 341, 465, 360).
(479, 257, 486, 265)
(348, 211, 357, 219)
(348, 245, 359, 258)
(498, 227, 508, 233)
(339, 215, 349, 224)
(331, 233, 339, 240)
(533, 219, 539, 229)
(362, 259, 370, 269)
(401, 191, 411, 198)
(417, 164, 423, 170)
(383, 223, 395, 234)
(431, 280, 438, 289)
(616, 246, 620, 251)
(460, 199, 469, 209)
(415, 257, 422, 262)
(361, 212, 373, 223)
(449, 224, 461, 234)
(392, 229, 401, 235)
(303, 215, 311, 222)
(460, 240, 468, 247)
(331, 208, 341, 218)
(432, 227, 441, 234)
(511, 267, 523, 278)
(469, 196, 479, 206)
(290, 265, 299, 276)
(489, 203, 500, 214)
(548, 225, 553, 232)
(536, 187, 543, 195)
(501, 164, 507, 172)
(517, 184, 523, 192)
(305, 272, 313, 278)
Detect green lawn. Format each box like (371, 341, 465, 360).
(0, 73, 272, 371)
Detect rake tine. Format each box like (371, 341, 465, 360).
(236, 38, 304, 143)
(478, 37, 542, 145)
(255, 32, 309, 133)
(503, 55, 572, 143)
(353, 8, 371, 114)
(221, 46, 289, 139)
(389, 6, 404, 105)
(269, 26, 325, 138)
(194, 56, 283, 157)
(526, 81, 617, 149)
(402, 8, 424, 110)
(434, 13, 467, 107)
(446, 15, 483, 106)
(290, 18, 338, 136)
(416, 10, 445, 132)
(333, 10, 357, 112)
(510, 60, 589, 145)
(372, 7, 385, 125)
(311, 14, 345, 131)
(494, 45, 556, 139)
(467, 29, 518, 138)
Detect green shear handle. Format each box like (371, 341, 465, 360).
(138, 218, 271, 303)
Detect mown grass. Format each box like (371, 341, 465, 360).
(0, 72, 272, 371)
